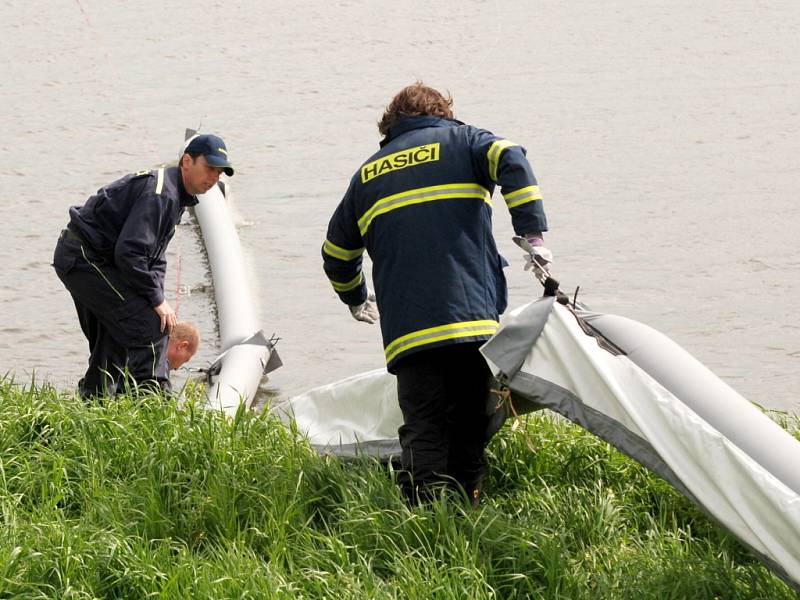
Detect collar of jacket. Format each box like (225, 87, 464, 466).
(172, 166, 199, 207)
(379, 116, 464, 148)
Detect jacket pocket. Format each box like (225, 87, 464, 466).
(112, 297, 162, 345)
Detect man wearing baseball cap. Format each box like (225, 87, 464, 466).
(52, 133, 233, 399)
(184, 133, 235, 177)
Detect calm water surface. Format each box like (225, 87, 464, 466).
(1, 1, 798, 411)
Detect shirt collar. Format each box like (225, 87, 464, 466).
(380, 116, 463, 147)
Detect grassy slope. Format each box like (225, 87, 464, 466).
(0, 377, 797, 599)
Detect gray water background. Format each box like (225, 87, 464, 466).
(1, 1, 798, 411)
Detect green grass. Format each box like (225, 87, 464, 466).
(0, 376, 797, 599)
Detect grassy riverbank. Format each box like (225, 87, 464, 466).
(0, 377, 797, 599)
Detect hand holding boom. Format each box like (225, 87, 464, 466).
(513, 236, 569, 305)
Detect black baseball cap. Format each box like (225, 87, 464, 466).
(185, 133, 234, 176)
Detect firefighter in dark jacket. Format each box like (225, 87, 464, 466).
(53, 134, 234, 399)
(322, 83, 552, 505)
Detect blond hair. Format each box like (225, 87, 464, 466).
(172, 322, 200, 353)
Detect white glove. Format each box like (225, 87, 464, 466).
(349, 291, 379, 324)
(523, 246, 553, 279)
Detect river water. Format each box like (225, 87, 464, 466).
(2, 1, 798, 412)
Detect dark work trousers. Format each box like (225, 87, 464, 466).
(393, 342, 492, 505)
(52, 233, 170, 399)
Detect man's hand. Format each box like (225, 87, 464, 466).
(349, 292, 379, 324)
(524, 246, 553, 279)
(513, 234, 553, 281)
(154, 300, 177, 334)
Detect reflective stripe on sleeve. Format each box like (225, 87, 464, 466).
(487, 139, 518, 182)
(329, 272, 364, 293)
(323, 239, 365, 261)
(503, 185, 542, 209)
(384, 319, 499, 364)
(357, 183, 491, 236)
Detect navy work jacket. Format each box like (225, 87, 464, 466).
(67, 166, 197, 307)
(323, 116, 548, 370)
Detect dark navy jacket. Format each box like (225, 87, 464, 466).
(67, 166, 197, 307)
(322, 116, 548, 370)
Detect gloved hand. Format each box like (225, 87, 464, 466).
(523, 246, 553, 279)
(517, 234, 553, 280)
(349, 291, 379, 324)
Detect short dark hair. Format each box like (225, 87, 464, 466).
(378, 82, 454, 136)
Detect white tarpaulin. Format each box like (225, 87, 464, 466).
(280, 297, 800, 590)
(282, 367, 402, 458)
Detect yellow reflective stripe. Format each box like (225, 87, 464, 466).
(503, 185, 542, 209)
(384, 320, 499, 364)
(323, 240, 365, 261)
(329, 272, 363, 293)
(155, 168, 165, 195)
(358, 183, 491, 236)
(487, 139, 517, 182)
(504, 185, 539, 200)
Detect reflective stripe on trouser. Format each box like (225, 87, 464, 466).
(384, 319, 499, 365)
(394, 342, 492, 504)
